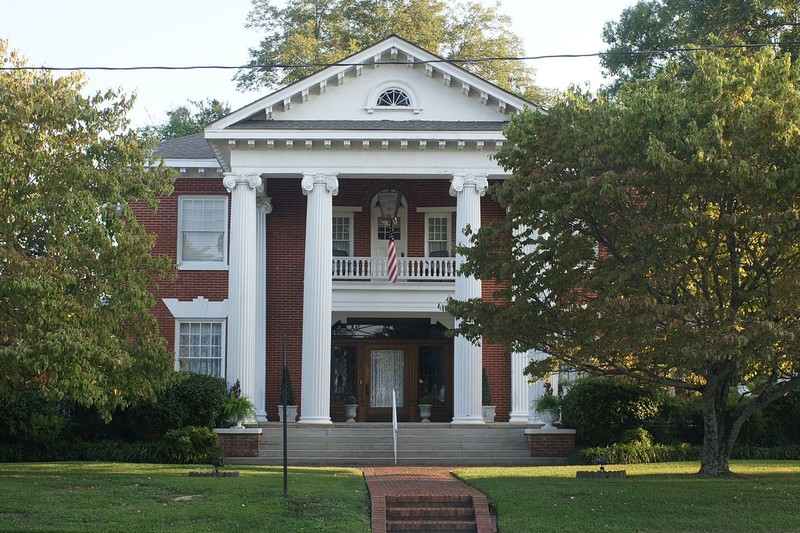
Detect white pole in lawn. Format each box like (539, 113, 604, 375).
(392, 389, 398, 465)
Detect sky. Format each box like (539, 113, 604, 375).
(1, 0, 637, 128)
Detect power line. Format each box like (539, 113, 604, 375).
(2, 41, 798, 72)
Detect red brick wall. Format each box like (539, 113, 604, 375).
(132, 177, 230, 366)
(136, 175, 512, 421)
(215, 431, 261, 457)
(527, 432, 576, 457)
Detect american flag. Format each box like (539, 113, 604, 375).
(387, 225, 398, 283)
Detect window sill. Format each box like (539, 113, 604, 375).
(178, 262, 229, 271)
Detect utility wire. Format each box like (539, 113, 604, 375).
(2, 41, 798, 72)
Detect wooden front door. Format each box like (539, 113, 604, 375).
(362, 345, 412, 422)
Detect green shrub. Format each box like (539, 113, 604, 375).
(114, 372, 227, 441)
(0, 391, 66, 445)
(281, 366, 296, 405)
(560, 376, 664, 446)
(572, 443, 702, 465)
(620, 427, 654, 446)
(482, 369, 493, 406)
(160, 426, 219, 463)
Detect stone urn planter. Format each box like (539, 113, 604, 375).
(481, 405, 496, 423)
(418, 396, 433, 422)
(345, 395, 358, 423)
(538, 409, 560, 429)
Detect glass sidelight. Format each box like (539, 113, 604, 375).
(331, 345, 357, 403)
(418, 346, 446, 403)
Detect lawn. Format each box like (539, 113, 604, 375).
(455, 461, 800, 532)
(0, 463, 370, 532)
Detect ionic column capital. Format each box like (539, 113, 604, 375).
(223, 172, 264, 193)
(450, 174, 488, 197)
(257, 197, 273, 215)
(301, 173, 339, 196)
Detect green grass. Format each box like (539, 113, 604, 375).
(455, 461, 800, 532)
(0, 463, 370, 532)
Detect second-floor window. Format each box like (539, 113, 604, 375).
(178, 196, 227, 269)
(333, 215, 352, 256)
(426, 214, 450, 256)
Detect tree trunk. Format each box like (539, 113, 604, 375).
(699, 369, 735, 475)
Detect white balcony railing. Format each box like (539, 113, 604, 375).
(332, 256, 456, 281)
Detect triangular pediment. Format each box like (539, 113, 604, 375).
(204, 36, 538, 172)
(210, 36, 535, 130)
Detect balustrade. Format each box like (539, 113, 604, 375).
(332, 256, 456, 281)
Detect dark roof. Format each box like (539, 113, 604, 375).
(156, 133, 216, 159)
(229, 120, 509, 132)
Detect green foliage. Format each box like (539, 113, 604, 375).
(160, 426, 219, 463)
(281, 366, 296, 405)
(572, 443, 800, 465)
(115, 372, 228, 441)
(560, 377, 663, 446)
(602, 0, 800, 86)
(481, 368, 492, 405)
(0, 42, 177, 420)
(572, 443, 702, 465)
(447, 45, 800, 474)
(236, 0, 545, 102)
(534, 391, 560, 413)
(419, 395, 433, 404)
(0, 391, 65, 445)
(142, 98, 231, 140)
(620, 427, 654, 446)
(346, 394, 358, 404)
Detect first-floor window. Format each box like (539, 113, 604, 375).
(177, 321, 224, 377)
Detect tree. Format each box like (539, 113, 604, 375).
(235, 0, 547, 103)
(445, 46, 800, 475)
(0, 41, 177, 420)
(602, 0, 800, 85)
(143, 99, 231, 141)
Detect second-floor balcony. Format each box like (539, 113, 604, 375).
(333, 256, 456, 281)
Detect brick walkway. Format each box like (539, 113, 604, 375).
(362, 467, 495, 533)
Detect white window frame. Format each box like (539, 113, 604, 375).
(418, 207, 455, 257)
(365, 80, 422, 114)
(174, 319, 226, 377)
(177, 195, 228, 271)
(332, 212, 354, 257)
(164, 297, 229, 378)
(333, 207, 361, 257)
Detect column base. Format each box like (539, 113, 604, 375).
(298, 416, 333, 425)
(451, 416, 485, 425)
(508, 413, 529, 423)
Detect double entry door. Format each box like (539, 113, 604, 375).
(331, 341, 452, 422)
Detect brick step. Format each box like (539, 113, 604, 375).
(386, 519, 477, 532)
(387, 506, 474, 520)
(388, 494, 472, 503)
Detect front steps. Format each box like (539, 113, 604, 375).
(232, 423, 541, 466)
(386, 494, 477, 532)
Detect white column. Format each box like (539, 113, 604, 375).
(509, 350, 530, 422)
(255, 197, 272, 422)
(298, 173, 338, 425)
(450, 173, 488, 424)
(224, 172, 263, 414)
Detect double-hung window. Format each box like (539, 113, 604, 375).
(178, 196, 228, 269)
(425, 214, 450, 257)
(332, 214, 352, 256)
(176, 321, 225, 377)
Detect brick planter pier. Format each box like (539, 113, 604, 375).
(213, 427, 262, 457)
(524, 427, 576, 464)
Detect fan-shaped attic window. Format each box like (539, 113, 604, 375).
(377, 88, 411, 108)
